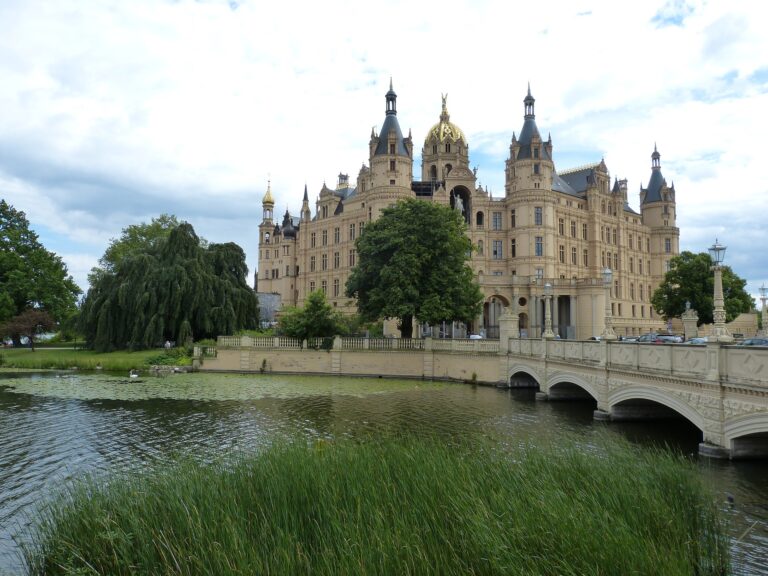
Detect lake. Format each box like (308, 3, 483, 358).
(0, 371, 766, 574)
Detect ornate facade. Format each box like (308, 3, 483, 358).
(256, 83, 679, 339)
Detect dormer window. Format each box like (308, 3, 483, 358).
(389, 143, 395, 154)
(533, 148, 539, 159)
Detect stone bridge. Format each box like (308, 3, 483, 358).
(199, 335, 768, 459)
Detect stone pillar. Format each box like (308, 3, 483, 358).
(499, 307, 519, 353)
(532, 295, 539, 338)
(570, 296, 577, 340)
(681, 303, 699, 341)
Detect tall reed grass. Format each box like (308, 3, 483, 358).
(23, 434, 729, 575)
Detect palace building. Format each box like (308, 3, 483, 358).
(256, 83, 679, 339)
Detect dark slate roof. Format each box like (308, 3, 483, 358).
(412, 181, 438, 197)
(559, 165, 599, 193)
(373, 113, 410, 157)
(551, 173, 579, 196)
(623, 202, 640, 215)
(516, 118, 551, 160)
(642, 169, 665, 203)
(333, 199, 344, 216)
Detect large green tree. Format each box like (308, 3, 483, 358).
(0, 200, 80, 343)
(81, 221, 259, 351)
(89, 214, 182, 285)
(651, 251, 753, 325)
(279, 290, 346, 341)
(346, 198, 483, 338)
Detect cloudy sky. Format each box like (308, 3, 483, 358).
(1, 0, 766, 302)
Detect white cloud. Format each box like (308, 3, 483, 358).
(0, 0, 766, 295)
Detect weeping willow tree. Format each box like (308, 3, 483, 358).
(81, 222, 259, 351)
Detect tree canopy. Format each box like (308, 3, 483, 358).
(80, 220, 259, 351)
(345, 198, 483, 338)
(651, 251, 754, 325)
(0, 309, 55, 351)
(0, 200, 80, 340)
(279, 290, 346, 342)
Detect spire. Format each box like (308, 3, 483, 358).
(651, 143, 661, 170)
(524, 84, 535, 118)
(385, 78, 397, 115)
(302, 183, 308, 202)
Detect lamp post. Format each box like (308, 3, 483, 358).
(542, 282, 555, 339)
(601, 267, 617, 340)
(759, 284, 767, 337)
(708, 239, 733, 343)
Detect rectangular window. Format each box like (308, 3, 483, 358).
(492, 212, 502, 230)
(389, 143, 395, 154)
(285, 265, 290, 276)
(510, 238, 516, 257)
(510, 210, 516, 228)
(571, 246, 577, 264)
(333, 278, 339, 297)
(614, 280, 619, 298)
(583, 249, 588, 266)
(601, 227, 605, 242)
(334, 227, 340, 243)
(570, 220, 576, 237)
(322, 253, 328, 271)
(534, 163, 540, 175)
(283, 245, 289, 255)
(389, 160, 395, 171)
(558, 218, 564, 235)
(629, 234, 634, 249)
(534, 207, 543, 226)
(630, 258, 634, 273)
(535, 236, 543, 257)
(310, 232, 316, 248)
(322, 230, 328, 246)
(582, 223, 588, 240)
(321, 280, 327, 294)
(310, 281, 315, 292)
(612, 228, 617, 244)
(646, 238, 650, 252)
(310, 256, 316, 272)
(559, 245, 565, 263)
(349, 223, 355, 241)
(536, 268, 544, 280)
(639, 259, 643, 274)
(492, 240, 503, 259)
(665, 238, 671, 253)
(348, 249, 356, 267)
(333, 252, 340, 268)
(613, 253, 618, 270)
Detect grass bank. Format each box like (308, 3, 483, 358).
(0, 348, 188, 372)
(23, 435, 729, 575)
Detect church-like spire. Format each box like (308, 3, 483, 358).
(652, 143, 661, 169)
(302, 183, 308, 202)
(385, 78, 397, 115)
(524, 83, 535, 118)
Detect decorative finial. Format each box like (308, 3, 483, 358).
(389, 76, 393, 91)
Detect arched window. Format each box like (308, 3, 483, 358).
(476, 211, 484, 228)
(430, 165, 437, 182)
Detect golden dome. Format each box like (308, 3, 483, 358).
(263, 180, 274, 205)
(425, 94, 465, 144)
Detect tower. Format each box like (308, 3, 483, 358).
(641, 145, 679, 282)
(367, 79, 413, 192)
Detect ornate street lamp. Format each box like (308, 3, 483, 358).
(759, 283, 767, 337)
(708, 239, 733, 342)
(542, 282, 555, 339)
(601, 267, 617, 340)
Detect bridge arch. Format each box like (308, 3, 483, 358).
(546, 374, 598, 401)
(508, 364, 542, 389)
(608, 386, 705, 432)
(724, 414, 768, 457)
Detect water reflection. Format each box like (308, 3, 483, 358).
(0, 372, 766, 574)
